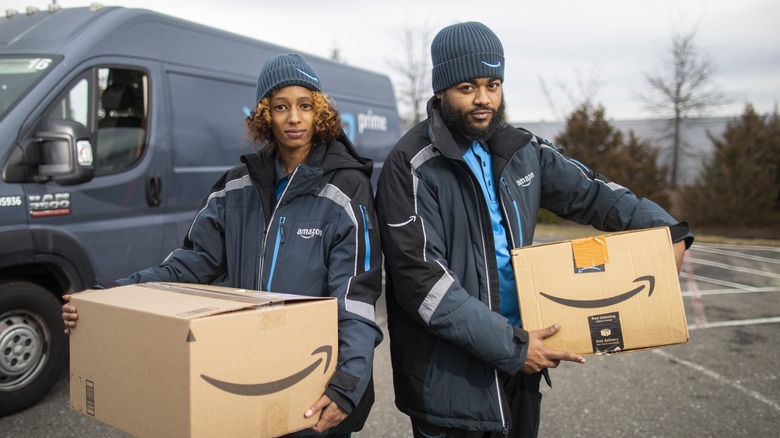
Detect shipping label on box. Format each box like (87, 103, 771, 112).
(511, 227, 689, 354)
(69, 282, 337, 438)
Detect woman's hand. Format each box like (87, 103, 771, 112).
(305, 394, 348, 433)
(62, 294, 79, 334)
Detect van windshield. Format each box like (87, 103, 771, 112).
(0, 57, 58, 120)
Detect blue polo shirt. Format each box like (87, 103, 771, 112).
(463, 140, 521, 327)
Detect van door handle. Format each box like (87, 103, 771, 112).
(146, 174, 162, 207)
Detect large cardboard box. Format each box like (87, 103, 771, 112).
(69, 282, 337, 437)
(511, 227, 688, 354)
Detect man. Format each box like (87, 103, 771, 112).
(375, 22, 692, 438)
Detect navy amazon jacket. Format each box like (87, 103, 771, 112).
(375, 98, 692, 432)
(115, 135, 383, 416)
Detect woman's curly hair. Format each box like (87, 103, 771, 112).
(245, 90, 342, 151)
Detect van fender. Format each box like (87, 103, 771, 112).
(0, 228, 94, 293)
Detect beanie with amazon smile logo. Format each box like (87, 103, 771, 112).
(255, 53, 322, 103)
(430, 21, 505, 94)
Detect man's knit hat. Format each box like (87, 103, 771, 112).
(430, 21, 504, 93)
(255, 53, 322, 103)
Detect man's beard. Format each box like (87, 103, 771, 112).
(440, 96, 506, 141)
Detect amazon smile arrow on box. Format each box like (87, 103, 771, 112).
(69, 282, 337, 437)
(511, 227, 689, 354)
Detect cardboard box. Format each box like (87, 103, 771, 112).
(511, 227, 688, 354)
(69, 282, 337, 437)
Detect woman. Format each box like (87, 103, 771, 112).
(62, 53, 382, 437)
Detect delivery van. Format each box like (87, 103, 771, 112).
(0, 5, 401, 415)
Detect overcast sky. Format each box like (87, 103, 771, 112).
(6, 0, 779, 122)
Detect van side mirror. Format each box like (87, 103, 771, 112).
(37, 119, 95, 185)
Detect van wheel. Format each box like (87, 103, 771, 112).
(0, 281, 68, 417)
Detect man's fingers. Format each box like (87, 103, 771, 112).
(537, 323, 561, 340)
(523, 324, 585, 373)
(549, 349, 586, 364)
(673, 240, 686, 273)
(522, 350, 585, 374)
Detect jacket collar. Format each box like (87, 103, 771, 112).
(320, 133, 374, 177)
(240, 134, 374, 201)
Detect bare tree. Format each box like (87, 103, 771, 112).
(386, 23, 432, 126)
(538, 64, 603, 122)
(329, 37, 344, 63)
(638, 27, 731, 188)
(329, 47, 344, 63)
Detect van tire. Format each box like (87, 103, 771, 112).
(0, 281, 68, 417)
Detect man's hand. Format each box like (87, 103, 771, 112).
(673, 240, 686, 274)
(305, 394, 348, 433)
(521, 324, 585, 374)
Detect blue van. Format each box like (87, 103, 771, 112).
(0, 5, 401, 415)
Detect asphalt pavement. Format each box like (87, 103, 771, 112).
(1, 240, 778, 437)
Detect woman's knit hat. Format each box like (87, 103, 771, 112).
(430, 21, 504, 93)
(255, 53, 322, 103)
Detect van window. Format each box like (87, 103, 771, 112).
(44, 77, 89, 126)
(37, 67, 149, 176)
(95, 68, 148, 175)
(167, 72, 254, 170)
(0, 56, 58, 119)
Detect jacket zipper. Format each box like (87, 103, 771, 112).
(259, 166, 298, 288)
(463, 164, 510, 434)
(499, 177, 529, 435)
(359, 204, 372, 272)
(265, 216, 286, 290)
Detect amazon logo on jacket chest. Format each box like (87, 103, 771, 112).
(511, 228, 689, 355)
(297, 227, 323, 239)
(515, 172, 535, 187)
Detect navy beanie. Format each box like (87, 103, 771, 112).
(255, 53, 322, 103)
(431, 21, 504, 93)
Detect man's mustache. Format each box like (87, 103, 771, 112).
(469, 106, 496, 114)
